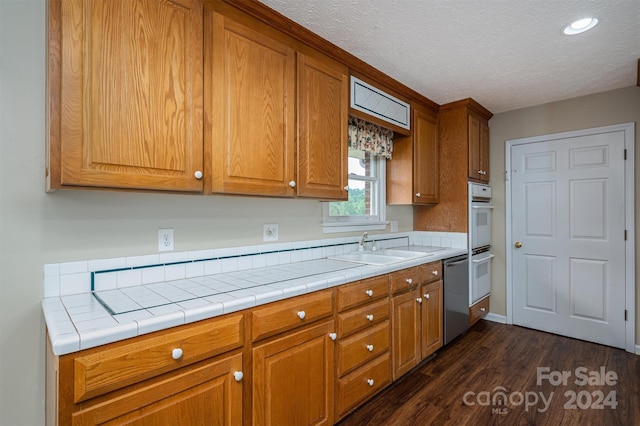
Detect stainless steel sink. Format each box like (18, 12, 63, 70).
(327, 249, 433, 266)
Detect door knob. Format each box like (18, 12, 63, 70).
(514, 242, 523, 248)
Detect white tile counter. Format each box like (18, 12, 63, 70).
(42, 232, 466, 356)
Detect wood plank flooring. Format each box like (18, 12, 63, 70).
(337, 320, 640, 425)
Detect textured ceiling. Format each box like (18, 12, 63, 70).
(258, 0, 640, 114)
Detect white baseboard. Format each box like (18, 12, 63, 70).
(484, 312, 507, 324)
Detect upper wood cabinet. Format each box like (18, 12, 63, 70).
(387, 103, 439, 205)
(468, 113, 490, 183)
(48, 0, 204, 192)
(207, 12, 296, 197)
(206, 11, 348, 200)
(297, 52, 349, 200)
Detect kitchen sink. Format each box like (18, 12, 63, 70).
(327, 249, 433, 266)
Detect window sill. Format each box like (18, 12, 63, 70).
(321, 221, 389, 234)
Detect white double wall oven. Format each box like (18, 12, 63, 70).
(469, 183, 494, 306)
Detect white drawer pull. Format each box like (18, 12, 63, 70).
(289, 180, 296, 188)
(171, 348, 183, 360)
(366, 344, 374, 352)
(432, 270, 439, 276)
(406, 278, 413, 285)
(424, 294, 430, 299)
(365, 289, 373, 297)
(194, 170, 203, 180)
(480, 307, 486, 312)
(415, 192, 421, 197)
(233, 371, 243, 382)
(416, 297, 423, 304)
(297, 311, 306, 320)
(367, 379, 374, 387)
(329, 333, 337, 341)
(366, 314, 374, 322)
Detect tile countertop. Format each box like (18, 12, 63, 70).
(42, 245, 466, 356)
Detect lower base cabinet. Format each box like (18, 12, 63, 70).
(252, 320, 335, 426)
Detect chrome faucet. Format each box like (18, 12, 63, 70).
(358, 232, 368, 251)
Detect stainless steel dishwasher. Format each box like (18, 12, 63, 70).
(443, 254, 470, 344)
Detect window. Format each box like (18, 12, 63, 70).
(322, 148, 387, 233)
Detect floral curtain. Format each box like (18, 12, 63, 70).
(347, 116, 393, 159)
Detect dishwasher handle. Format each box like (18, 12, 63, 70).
(445, 259, 468, 267)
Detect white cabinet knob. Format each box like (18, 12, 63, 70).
(366, 344, 374, 352)
(194, 170, 203, 180)
(329, 333, 337, 341)
(480, 307, 486, 312)
(367, 379, 374, 387)
(365, 289, 373, 297)
(297, 311, 306, 320)
(432, 270, 439, 276)
(344, 185, 349, 191)
(416, 192, 421, 197)
(171, 348, 183, 360)
(289, 180, 296, 188)
(233, 371, 243, 382)
(406, 278, 413, 285)
(416, 297, 423, 304)
(366, 314, 374, 322)
(424, 293, 430, 299)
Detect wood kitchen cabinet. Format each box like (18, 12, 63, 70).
(47, 313, 244, 425)
(414, 98, 492, 232)
(387, 103, 439, 205)
(47, 0, 204, 192)
(391, 262, 443, 379)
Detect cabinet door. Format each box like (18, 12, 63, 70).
(50, 0, 204, 192)
(413, 107, 439, 204)
(421, 280, 443, 359)
(208, 12, 296, 196)
(71, 353, 243, 426)
(391, 289, 421, 380)
(468, 114, 481, 181)
(253, 321, 334, 426)
(297, 52, 349, 200)
(479, 120, 490, 182)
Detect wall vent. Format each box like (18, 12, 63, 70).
(350, 76, 410, 130)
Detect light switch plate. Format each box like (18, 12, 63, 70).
(390, 221, 398, 232)
(263, 224, 279, 242)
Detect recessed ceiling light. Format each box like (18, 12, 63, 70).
(563, 17, 599, 35)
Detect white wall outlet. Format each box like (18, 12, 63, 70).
(263, 224, 279, 242)
(390, 221, 399, 233)
(158, 228, 174, 252)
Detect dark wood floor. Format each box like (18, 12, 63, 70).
(337, 321, 640, 426)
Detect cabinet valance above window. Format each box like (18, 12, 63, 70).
(348, 116, 394, 160)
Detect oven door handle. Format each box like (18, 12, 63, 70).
(472, 205, 494, 209)
(472, 254, 495, 263)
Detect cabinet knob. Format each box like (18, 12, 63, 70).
(233, 371, 243, 382)
(194, 170, 203, 180)
(416, 297, 423, 304)
(344, 185, 349, 191)
(480, 307, 486, 312)
(406, 278, 413, 285)
(171, 348, 183, 360)
(415, 192, 421, 197)
(432, 270, 439, 276)
(365, 289, 373, 297)
(366, 344, 374, 352)
(424, 293, 430, 299)
(289, 180, 296, 188)
(329, 332, 337, 341)
(366, 314, 374, 322)
(297, 311, 306, 320)
(367, 379, 374, 387)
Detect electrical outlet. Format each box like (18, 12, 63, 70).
(263, 224, 279, 242)
(158, 228, 174, 252)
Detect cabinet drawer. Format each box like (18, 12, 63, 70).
(336, 352, 391, 418)
(73, 313, 243, 403)
(336, 297, 389, 338)
(420, 261, 442, 284)
(469, 296, 490, 325)
(390, 266, 421, 295)
(251, 289, 333, 341)
(336, 275, 389, 312)
(336, 320, 389, 377)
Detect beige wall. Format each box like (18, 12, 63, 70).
(489, 86, 640, 344)
(0, 2, 413, 424)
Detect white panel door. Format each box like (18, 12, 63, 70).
(511, 130, 626, 348)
